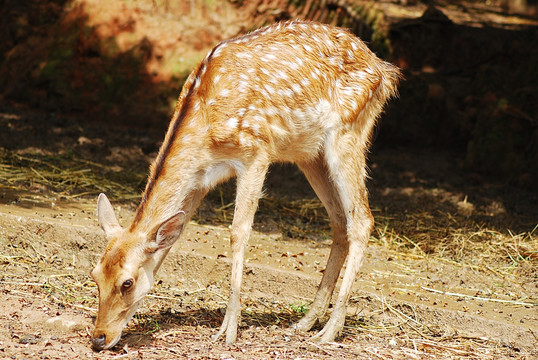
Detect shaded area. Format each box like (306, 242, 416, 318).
(1, 0, 537, 185)
(384, 4, 538, 187)
(0, 0, 184, 129)
(0, 0, 536, 259)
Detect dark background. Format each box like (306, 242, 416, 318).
(1, 0, 537, 188)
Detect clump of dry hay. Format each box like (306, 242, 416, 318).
(373, 210, 537, 289)
(0, 149, 142, 200)
(2, 145, 535, 291)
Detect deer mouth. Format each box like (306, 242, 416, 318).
(91, 330, 122, 351)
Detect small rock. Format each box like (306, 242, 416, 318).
(46, 316, 85, 332)
(19, 334, 41, 344)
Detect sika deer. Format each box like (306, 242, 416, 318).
(90, 20, 400, 350)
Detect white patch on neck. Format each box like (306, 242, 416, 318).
(201, 160, 244, 189)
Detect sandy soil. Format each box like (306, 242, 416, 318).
(1, 182, 537, 360)
(0, 102, 536, 358)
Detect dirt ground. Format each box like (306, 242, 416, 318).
(1, 1, 537, 359)
(0, 101, 536, 359)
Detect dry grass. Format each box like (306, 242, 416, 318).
(1, 146, 537, 358)
(372, 211, 537, 291)
(0, 149, 142, 200)
(2, 143, 537, 268)
(1, 144, 536, 285)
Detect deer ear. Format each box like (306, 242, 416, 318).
(148, 212, 186, 252)
(97, 193, 122, 238)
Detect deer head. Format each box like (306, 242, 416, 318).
(90, 193, 186, 350)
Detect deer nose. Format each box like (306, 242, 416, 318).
(91, 334, 106, 351)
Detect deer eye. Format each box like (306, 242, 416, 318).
(121, 279, 134, 290)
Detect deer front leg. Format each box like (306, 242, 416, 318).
(212, 156, 269, 344)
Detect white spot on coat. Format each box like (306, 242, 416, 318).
(276, 70, 288, 80)
(235, 52, 251, 59)
(303, 44, 313, 52)
(225, 117, 239, 129)
(264, 84, 275, 94)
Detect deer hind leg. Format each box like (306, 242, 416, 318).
(293, 156, 348, 332)
(212, 155, 269, 345)
(313, 130, 374, 343)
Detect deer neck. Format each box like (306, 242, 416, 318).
(129, 125, 207, 235)
(129, 123, 241, 236)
